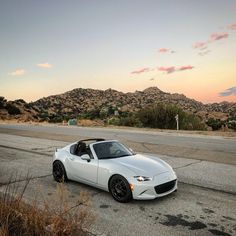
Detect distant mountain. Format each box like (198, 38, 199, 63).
(0, 87, 235, 123)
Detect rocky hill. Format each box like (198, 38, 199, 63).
(0, 87, 235, 123)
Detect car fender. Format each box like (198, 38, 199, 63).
(97, 160, 137, 190)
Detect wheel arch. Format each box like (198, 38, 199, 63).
(108, 174, 126, 192)
(52, 159, 68, 181)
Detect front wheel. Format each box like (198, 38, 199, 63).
(109, 175, 132, 203)
(53, 161, 68, 182)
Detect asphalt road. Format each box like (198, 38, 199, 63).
(0, 123, 236, 164)
(0, 124, 236, 236)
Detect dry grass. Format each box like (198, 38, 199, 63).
(0, 175, 94, 236)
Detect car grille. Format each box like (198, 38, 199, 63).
(155, 179, 176, 194)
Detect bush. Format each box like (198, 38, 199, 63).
(228, 121, 236, 131)
(0, 97, 6, 108)
(49, 115, 63, 123)
(206, 118, 222, 131)
(119, 115, 142, 127)
(79, 109, 101, 120)
(108, 117, 120, 126)
(138, 103, 205, 130)
(0, 175, 94, 235)
(5, 103, 21, 115)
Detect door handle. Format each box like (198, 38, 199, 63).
(69, 156, 75, 161)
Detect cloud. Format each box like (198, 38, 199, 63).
(158, 66, 175, 74)
(131, 67, 150, 74)
(8, 69, 26, 76)
(158, 48, 169, 53)
(219, 87, 236, 97)
(198, 50, 211, 56)
(158, 48, 176, 54)
(178, 65, 194, 71)
(37, 63, 52, 68)
(210, 32, 229, 42)
(199, 46, 208, 51)
(193, 41, 207, 49)
(193, 30, 229, 51)
(157, 65, 194, 74)
(228, 23, 236, 30)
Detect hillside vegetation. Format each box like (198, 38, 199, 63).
(0, 87, 235, 131)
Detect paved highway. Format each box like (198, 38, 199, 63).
(0, 124, 236, 235)
(0, 123, 236, 164)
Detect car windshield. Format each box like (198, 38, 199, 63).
(93, 141, 133, 160)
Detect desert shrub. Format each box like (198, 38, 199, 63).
(180, 114, 206, 130)
(119, 115, 142, 127)
(5, 103, 21, 115)
(80, 109, 100, 120)
(38, 111, 50, 121)
(24, 103, 33, 109)
(14, 99, 26, 104)
(0, 97, 6, 108)
(48, 115, 63, 123)
(138, 104, 178, 129)
(228, 121, 236, 131)
(206, 118, 222, 131)
(108, 117, 120, 126)
(138, 103, 205, 130)
(0, 175, 94, 236)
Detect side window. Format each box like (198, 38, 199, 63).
(76, 142, 94, 159)
(77, 143, 87, 156)
(70, 144, 77, 155)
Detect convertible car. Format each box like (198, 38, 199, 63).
(52, 139, 177, 202)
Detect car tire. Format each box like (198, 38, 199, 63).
(109, 175, 132, 203)
(53, 161, 68, 182)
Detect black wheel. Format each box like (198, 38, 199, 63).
(53, 161, 68, 182)
(109, 175, 132, 203)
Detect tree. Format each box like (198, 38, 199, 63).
(138, 103, 205, 130)
(206, 118, 222, 131)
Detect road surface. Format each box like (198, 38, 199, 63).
(0, 124, 236, 236)
(0, 123, 236, 164)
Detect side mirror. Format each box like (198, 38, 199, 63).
(81, 154, 91, 162)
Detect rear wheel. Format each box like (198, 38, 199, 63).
(53, 161, 68, 182)
(109, 175, 132, 203)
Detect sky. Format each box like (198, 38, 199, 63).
(0, 0, 236, 103)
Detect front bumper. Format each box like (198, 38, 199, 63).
(128, 171, 177, 200)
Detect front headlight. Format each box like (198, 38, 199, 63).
(134, 176, 152, 182)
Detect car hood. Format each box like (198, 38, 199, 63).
(110, 154, 172, 177)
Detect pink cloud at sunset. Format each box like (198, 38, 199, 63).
(193, 42, 207, 49)
(157, 65, 194, 74)
(228, 23, 236, 30)
(209, 32, 229, 42)
(131, 67, 150, 74)
(158, 48, 169, 53)
(158, 48, 176, 54)
(158, 66, 175, 74)
(178, 65, 194, 71)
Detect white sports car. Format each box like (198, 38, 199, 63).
(52, 139, 177, 202)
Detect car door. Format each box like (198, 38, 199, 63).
(67, 151, 98, 184)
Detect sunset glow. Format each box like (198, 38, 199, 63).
(0, 0, 235, 103)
